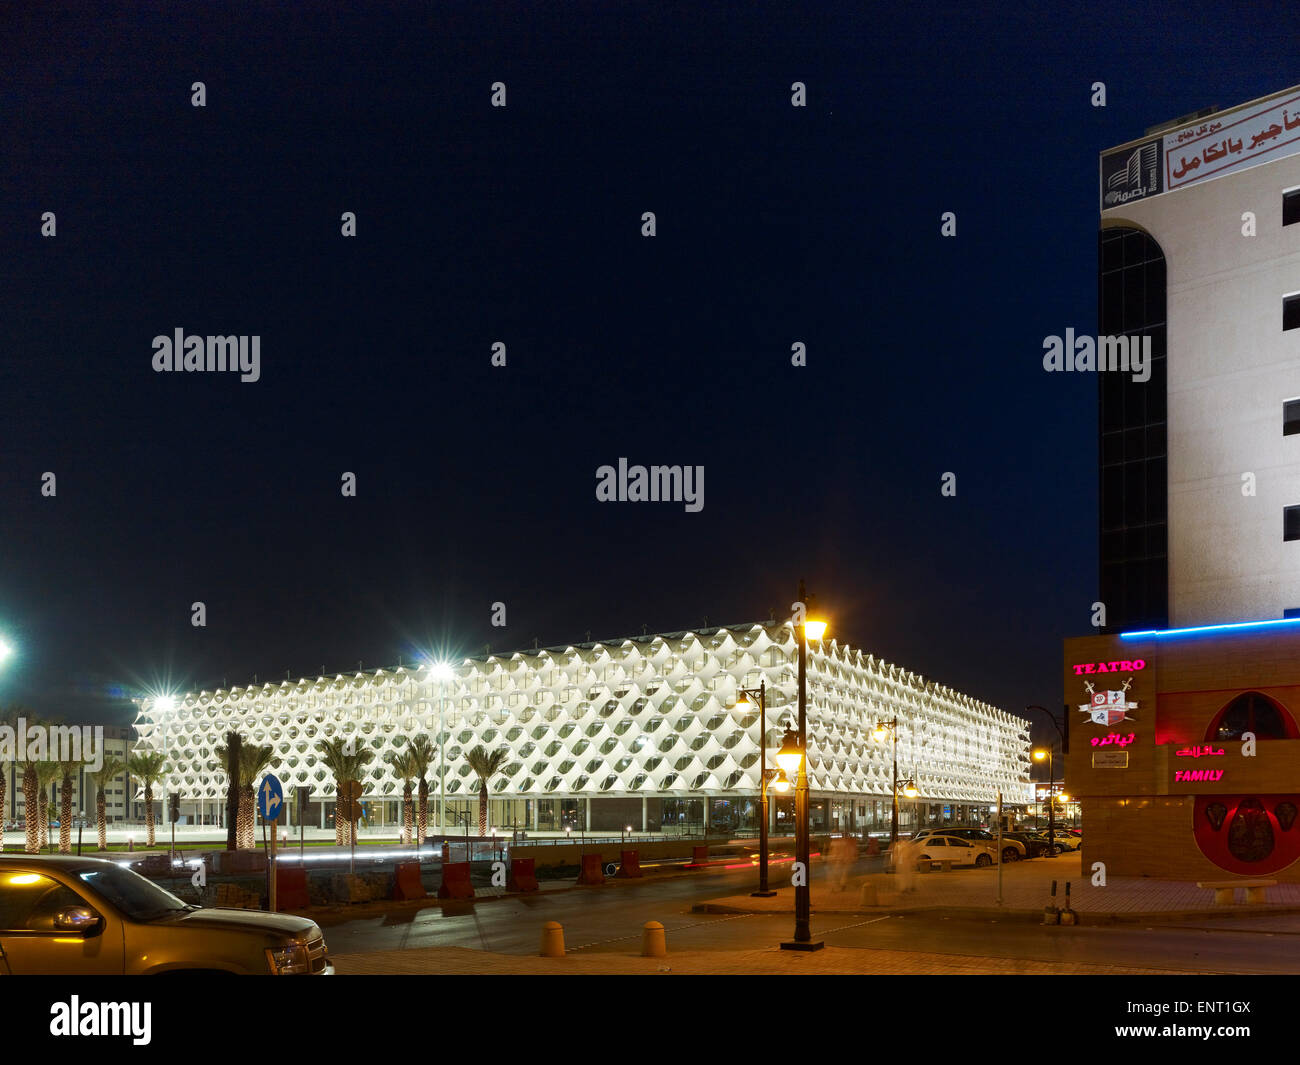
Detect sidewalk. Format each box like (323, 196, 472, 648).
(332, 943, 1188, 975)
(696, 854, 1300, 920)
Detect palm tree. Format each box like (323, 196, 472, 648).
(237, 744, 275, 849)
(58, 759, 79, 854)
(409, 735, 436, 842)
(221, 731, 241, 851)
(317, 737, 374, 846)
(388, 749, 420, 845)
(127, 751, 168, 847)
(91, 756, 126, 851)
(464, 745, 509, 836)
(36, 760, 60, 850)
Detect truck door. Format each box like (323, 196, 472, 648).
(0, 870, 125, 975)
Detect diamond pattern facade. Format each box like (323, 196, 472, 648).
(133, 622, 1032, 807)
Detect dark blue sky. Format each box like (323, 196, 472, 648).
(0, 2, 1292, 743)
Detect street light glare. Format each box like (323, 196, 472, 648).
(0, 638, 12, 663)
(155, 695, 176, 713)
(1033, 748, 1048, 761)
(427, 662, 455, 681)
(803, 619, 827, 642)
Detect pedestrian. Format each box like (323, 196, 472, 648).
(893, 836, 916, 894)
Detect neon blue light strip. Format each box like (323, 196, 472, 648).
(1121, 617, 1300, 639)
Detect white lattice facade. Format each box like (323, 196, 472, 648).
(133, 623, 1031, 809)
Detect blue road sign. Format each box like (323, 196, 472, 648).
(258, 774, 284, 821)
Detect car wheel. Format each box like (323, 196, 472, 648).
(1002, 847, 1019, 863)
(1053, 844, 1067, 855)
(975, 853, 993, 867)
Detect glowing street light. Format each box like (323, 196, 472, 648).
(427, 661, 456, 834)
(0, 638, 13, 666)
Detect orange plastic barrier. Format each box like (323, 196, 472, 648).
(691, 846, 709, 865)
(576, 853, 606, 885)
(866, 837, 880, 856)
(394, 861, 427, 900)
(615, 850, 642, 878)
(508, 857, 540, 893)
(437, 861, 476, 899)
(278, 865, 310, 909)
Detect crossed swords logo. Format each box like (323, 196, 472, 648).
(1078, 677, 1138, 726)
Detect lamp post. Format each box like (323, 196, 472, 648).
(429, 663, 455, 835)
(1033, 747, 1057, 855)
(872, 716, 900, 843)
(736, 680, 781, 898)
(781, 580, 826, 952)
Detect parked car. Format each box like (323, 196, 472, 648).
(1029, 830, 1080, 854)
(0, 855, 333, 975)
(912, 834, 997, 868)
(1003, 830, 1053, 858)
(913, 827, 1027, 862)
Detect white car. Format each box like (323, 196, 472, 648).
(912, 834, 997, 868)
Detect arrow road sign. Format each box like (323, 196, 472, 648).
(258, 774, 284, 821)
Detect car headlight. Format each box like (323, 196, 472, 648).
(266, 942, 312, 975)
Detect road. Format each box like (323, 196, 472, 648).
(322, 861, 1300, 973)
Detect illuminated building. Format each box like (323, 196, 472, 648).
(134, 622, 1031, 836)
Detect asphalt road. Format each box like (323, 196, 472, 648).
(322, 862, 1300, 973)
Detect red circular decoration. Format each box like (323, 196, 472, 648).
(1193, 794, 1300, 875)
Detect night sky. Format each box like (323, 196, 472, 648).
(0, 2, 1292, 746)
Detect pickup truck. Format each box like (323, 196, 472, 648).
(0, 855, 332, 975)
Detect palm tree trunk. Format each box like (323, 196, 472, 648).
(402, 784, 413, 845)
(39, 791, 49, 849)
(144, 784, 156, 846)
(417, 779, 428, 842)
(60, 777, 73, 854)
(334, 780, 346, 845)
(97, 789, 108, 851)
(23, 767, 38, 854)
(478, 784, 488, 836)
(239, 786, 255, 850)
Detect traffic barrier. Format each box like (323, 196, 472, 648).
(393, 861, 427, 900)
(865, 837, 880, 856)
(540, 921, 565, 957)
(278, 865, 310, 909)
(576, 853, 605, 885)
(615, 850, 643, 878)
(858, 880, 878, 906)
(691, 846, 709, 865)
(641, 921, 667, 958)
(437, 861, 475, 899)
(508, 857, 540, 893)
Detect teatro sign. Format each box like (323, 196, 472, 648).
(1071, 659, 1145, 675)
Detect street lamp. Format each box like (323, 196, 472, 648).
(781, 581, 826, 953)
(1033, 747, 1058, 854)
(735, 680, 779, 897)
(0, 637, 13, 666)
(872, 716, 901, 843)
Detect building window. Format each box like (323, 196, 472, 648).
(1209, 691, 1298, 741)
(1286, 189, 1300, 227)
(1286, 400, 1300, 436)
(1286, 294, 1300, 332)
(1287, 506, 1300, 541)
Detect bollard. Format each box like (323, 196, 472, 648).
(858, 880, 878, 907)
(1043, 879, 1060, 925)
(540, 921, 566, 957)
(641, 921, 667, 958)
(1060, 880, 1077, 926)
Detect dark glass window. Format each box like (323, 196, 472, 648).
(1287, 505, 1300, 541)
(1284, 608, 1300, 619)
(1285, 294, 1300, 332)
(1286, 400, 1300, 436)
(1210, 692, 1297, 741)
(1098, 227, 1168, 632)
(1285, 189, 1300, 227)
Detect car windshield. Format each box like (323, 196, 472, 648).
(76, 864, 190, 921)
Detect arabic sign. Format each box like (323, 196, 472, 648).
(1175, 745, 1225, 758)
(1166, 92, 1300, 192)
(1100, 88, 1300, 210)
(1089, 732, 1135, 748)
(1093, 751, 1129, 768)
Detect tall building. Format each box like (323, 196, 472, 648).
(1068, 84, 1300, 882)
(1099, 82, 1300, 630)
(133, 621, 1031, 837)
